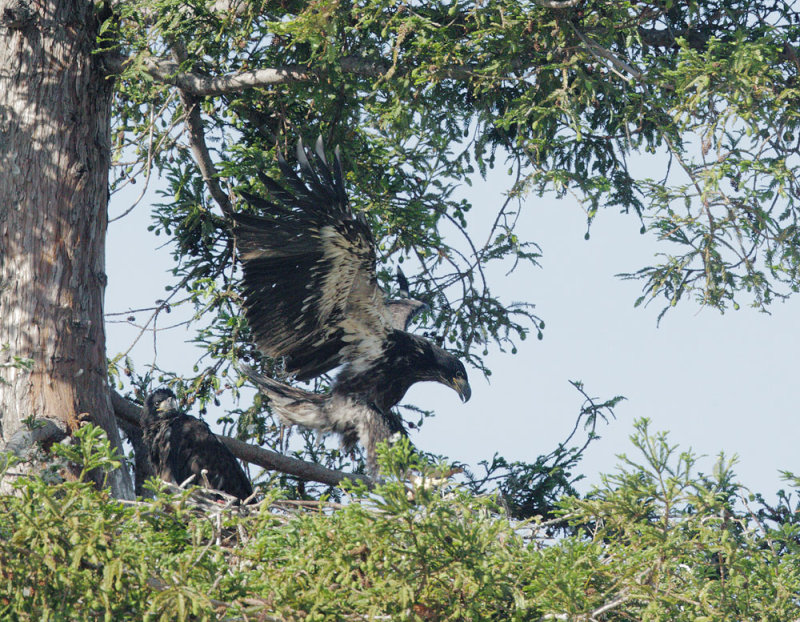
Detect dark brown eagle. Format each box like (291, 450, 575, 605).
(141, 388, 254, 501)
(233, 138, 471, 475)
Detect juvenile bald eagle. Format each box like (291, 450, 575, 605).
(233, 138, 471, 474)
(142, 389, 254, 502)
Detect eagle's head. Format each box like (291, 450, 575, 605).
(144, 388, 180, 419)
(430, 348, 472, 403)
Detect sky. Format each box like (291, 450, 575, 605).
(106, 162, 800, 499)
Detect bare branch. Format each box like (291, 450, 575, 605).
(143, 58, 313, 95)
(122, 54, 392, 96)
(539, 591, 629, 622)
(533, 0, 580, 8)
(179, 89, 234, 217)
(109, 0, 253, 22)
(110, 390, 373, 489)
(111, 270, 194, 362)
(123, 53, 489, 95)
(165, 43, 235, 219)
(1, 419, 68, 458)
(221, 435, 372, 488)
(208, 0, 251, 16)
(570, 24, 643, 82)
(340, 56, 392, 77)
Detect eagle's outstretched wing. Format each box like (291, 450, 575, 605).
(233, 137, 406, 380)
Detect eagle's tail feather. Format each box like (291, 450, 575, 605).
(239, 365, 405, 476)
(238, 365, 332, 431)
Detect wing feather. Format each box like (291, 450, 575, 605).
(234, 139, 395, 380)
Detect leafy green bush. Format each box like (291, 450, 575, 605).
(1, 422, 798, 621)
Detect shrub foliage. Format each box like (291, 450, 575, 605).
(1, 422, 798, 621)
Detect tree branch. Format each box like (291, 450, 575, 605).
(570, 24, 642, 82)
(114, 407, 155, 497)
(586, 591, 630, 620)
(123, 54, 491, 95)
(143, 58, 314, 96)
(533, 0, 580, 8)
(169, 43, 235, 218)
(110, 390, 372, 489)
(0, 419, 68, 458)
(128, 55, 392, 96)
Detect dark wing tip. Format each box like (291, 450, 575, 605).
(314, 135, 327, 166)
(396, 267, 410, 296)
(333, 145, 346, 203)
(295, 137, 310, 172)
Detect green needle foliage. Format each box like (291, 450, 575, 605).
(2, 423, 799, 621)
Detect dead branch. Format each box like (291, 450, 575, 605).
(569, 23, 643, 82)
(170, 42, 235, 218)
(533, 0, 581, 8)
(143, 58, 313, 96)
(112, 53, 487, 95)
(1, 419, 68, 458)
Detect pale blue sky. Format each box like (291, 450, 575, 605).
(107, 165, 799, 497)
(412, 175, 800, 496)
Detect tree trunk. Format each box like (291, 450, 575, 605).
(0, 0, 132, 498)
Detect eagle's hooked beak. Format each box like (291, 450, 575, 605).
(158, 397, 179, 413)
(451, 376, 471, 403)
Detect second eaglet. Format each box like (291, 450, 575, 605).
(142, 388, 254, 502)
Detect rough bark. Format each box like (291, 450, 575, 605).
(0, 0, 133, 498)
